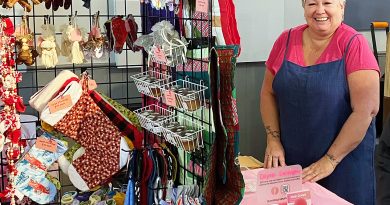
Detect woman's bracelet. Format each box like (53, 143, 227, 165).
(325, 153, 339, 169)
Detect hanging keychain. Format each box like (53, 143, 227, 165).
(39, 15, 59, 68)
(15, 11, 38, 66)
(83, 11, 108, 59)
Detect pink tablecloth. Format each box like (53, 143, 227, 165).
(241, 168, 353, 205)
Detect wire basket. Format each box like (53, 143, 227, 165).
(160, 78, 207, 112)
(130, 70, 171, 99)
(161, 115, 204, 152)
(134, 104, 174, 135)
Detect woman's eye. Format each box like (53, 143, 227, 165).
(308, 3, 316, 6)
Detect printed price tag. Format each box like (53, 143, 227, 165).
(164, 90, 176, 107)
(48, 95, 72, 114)
(79, 79, 97, 90)
(153, 46, 167, 64)
(36, 137, 57, 152)
(196, 0, 209, 13)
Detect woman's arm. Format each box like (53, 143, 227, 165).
(303, 69, 379, 182)
(260, 68, 286, 168)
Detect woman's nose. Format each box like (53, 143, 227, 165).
(315, 4, 325, 14)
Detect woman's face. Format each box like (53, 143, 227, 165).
(303, 0, 345, 36)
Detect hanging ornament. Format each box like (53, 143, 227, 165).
(0, 17, 25, 205)
(14, 14, 38, 66)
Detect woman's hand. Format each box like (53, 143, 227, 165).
(302, 155, 336, 183)
(264, 138, 286, 168)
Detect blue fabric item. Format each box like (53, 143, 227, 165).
(14, 131, 68, 204)
(147, 149, 157, 205)
(124, 151, 136, 205)
(273, 30, 375, 205)
(140, 2, 180, 34)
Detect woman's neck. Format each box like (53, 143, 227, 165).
(304, 28, 335, 50)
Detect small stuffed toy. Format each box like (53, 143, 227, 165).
(60, 16, 86, 64)
(83, 13, 109, 60)
(14, 15, 38, 66)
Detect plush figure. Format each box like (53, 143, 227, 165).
(83, 13, 109, 60)
(38, 22, 59, 68)
(14, 16, 38, 66)
(60, 16, 86, 64)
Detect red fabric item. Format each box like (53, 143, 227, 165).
(54, 74, 122, 189)
(90, 91, 143, 148)
(2, 18, 14, 36)
(218, 0, 240, 51)
(9, 129, 21, 144)
(15, 96, 25, 113)
(140, 150, 153, 205)
(111, 17, 128, 54)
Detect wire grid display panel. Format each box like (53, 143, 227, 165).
(139, 0, 215, 190)
(0, 0, 215, 204)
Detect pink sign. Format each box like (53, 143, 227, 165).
(257, 165, 303, 205)
(164, 90, 176, 107)
(196, 0, 209, 13)
(153, 46, 167, 64)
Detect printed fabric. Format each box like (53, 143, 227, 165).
(53, 74, 122, 190)
(14, 130, 68, 204)
(90, 91, 143, 148)
(204, 45, 244, 205)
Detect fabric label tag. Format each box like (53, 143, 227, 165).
(196, 0, 208, 13)
(36, 137, 57, 152)
(164, 90, 176, 107)
(48, 95, 72, 113)
(36, 137, 57, 153)
(153, 46, 167, 64)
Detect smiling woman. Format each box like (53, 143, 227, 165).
(301, 0, 346, 7)
(260, 0, 379, 204)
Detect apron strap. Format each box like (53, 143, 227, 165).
(283, 29, 293, 61)
(343, 33, 361, 60)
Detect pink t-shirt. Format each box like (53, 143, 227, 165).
(266, 23, 379, 76)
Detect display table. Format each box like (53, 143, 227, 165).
(241, 168, 353, 205)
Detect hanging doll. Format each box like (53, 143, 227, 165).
(60, 14, 86, 64)
(82, 12, 109, 60)
(14, 15, 38, 66)
(38, 16, 59, 68)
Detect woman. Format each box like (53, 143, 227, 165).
(260, 0, 379, 204)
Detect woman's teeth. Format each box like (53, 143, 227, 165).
(316, 17, 328, 21)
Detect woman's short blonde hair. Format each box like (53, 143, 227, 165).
(301, 0, 346, 7)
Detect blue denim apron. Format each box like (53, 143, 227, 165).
(273, 30, 375, 205)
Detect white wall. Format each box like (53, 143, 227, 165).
(234, 0, 387, 63)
